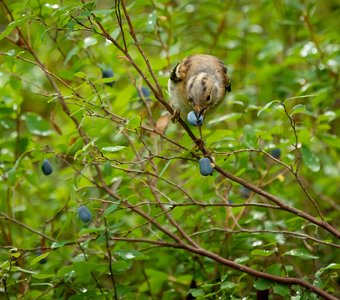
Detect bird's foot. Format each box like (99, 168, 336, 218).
(171, 109, 180, 123)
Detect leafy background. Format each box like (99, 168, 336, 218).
(0, 0, 339, 299)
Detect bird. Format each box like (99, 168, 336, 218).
(168, 54, 231, 122)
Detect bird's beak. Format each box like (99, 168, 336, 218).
(193, 105, 206, 119)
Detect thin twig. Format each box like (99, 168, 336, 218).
(0, 212, 56, 242)
(104, 219, 118, 300)
(282, 103, 325, 221)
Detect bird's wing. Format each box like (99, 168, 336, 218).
(222, 63, 231, 92)
(169, 56, 194, 82)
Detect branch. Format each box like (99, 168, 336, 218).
(110, 237, 338, 300)
(87, 6, 340, 238)
(0, 212, 56, 242)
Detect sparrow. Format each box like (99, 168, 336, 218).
(168, 54, 231, 121)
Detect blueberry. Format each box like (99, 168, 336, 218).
(141, 86, 151, 98)
(199, 157, 213, 176)
(78, 205, 92, 223)
(101, 69, 114, 87)
(137, 86, 151, 101)
(41, 159, 53, 175)
(187, 111, 204, 126)
(270, 148, 281, 159)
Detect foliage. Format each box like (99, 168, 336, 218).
(0, 0, 339, 299)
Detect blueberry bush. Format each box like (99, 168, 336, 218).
(0, 0, 339, 299)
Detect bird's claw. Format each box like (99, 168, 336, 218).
(171, 109, 180, 123)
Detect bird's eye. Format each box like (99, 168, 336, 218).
(188, 97, 193, 103)
(207, 95, 211, 102)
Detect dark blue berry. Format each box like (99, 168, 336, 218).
(270, 148, 281, 159)
(78, 205, 92, 223)
(199, 157, 213, 176)
(42, 159, 53, 175)
(141, 86, 151, 98)
(187, 111, 204, 126)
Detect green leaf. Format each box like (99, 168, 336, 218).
(0, 16, 32, 40)
(51, 240, 69, 249)
(191, 289, 205, 297)
(92, 9, 115, 15)
(284, 94, 317, 104)
(257, 100, 281, 116)
(126, 115, 141, 130)
(251, 249, 275, 257)
(64, 46, 79, 65)
(32, 273, 55, 279)
(58, 265, 74, 277)
(221, 281, 237, 290)
(267, 264, 281, 276)
(73, 261, 103, 274)
(79, 227, 105, 235)
(159, 160, 171, 177)
(301, 145, 320, 172)
(103, 160, 113, 177)
(74, 138, 97, 160)
(11, 266, 37, 274)
(83, 1, 96, 11)
(0, 25, 15, 41)
(243, 124, 257, 148)
(286, 217, 305, 231)
(315, 263, 340, 277)
(83, 36, 97, 48)
(317, 111, 336, 123)
(283, 248, 319, 259)
(254, 278, 272, 290)
(208, 112, 242, 124)
(144, 268, 168, 294)
(290, 104, 306, 115)
(111, 260, 131, 272)
(30, 252, 49, 267)
(101, 146, 126, 152)
(103, 204, 119, 217)
(115, 250, 149, 261)
(22, 112, 53, 136)
(74, 71, 87, 78)
(273, 284, 291, 296)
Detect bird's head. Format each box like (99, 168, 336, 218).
(186, 72, 218, 119)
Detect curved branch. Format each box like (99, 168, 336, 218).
(0, 212, 56, 242)
(88, 4, 340, 239)
(110, 237, 338, 300)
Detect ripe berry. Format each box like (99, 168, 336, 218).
(141, 86, 151, 98)
(187, 111, 204, 126)
(199, 157, 213, 176)
(270, 148, 281, 159)
(78, 205, 92, 223)
(41, 159, 53, 175)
